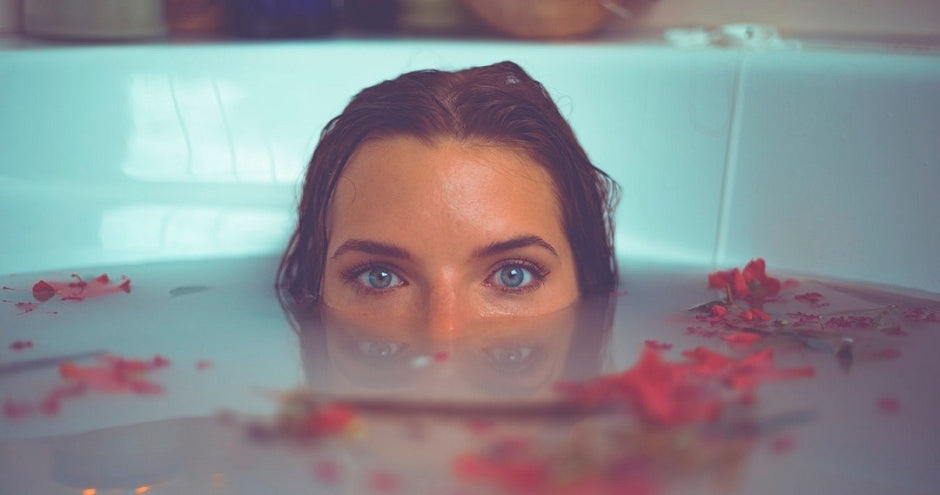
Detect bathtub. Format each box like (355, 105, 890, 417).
(1, 33, 939, 494)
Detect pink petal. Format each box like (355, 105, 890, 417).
(877, 396, 900, 415)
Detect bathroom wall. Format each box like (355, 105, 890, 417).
(1, 40, 938, 292)
(0, 42, 736, 275)
(0, 0, 19, 33)
(720, 50, 940, 292)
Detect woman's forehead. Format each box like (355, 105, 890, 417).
(327, 136, 567, 253)
(347, 135, 546, 180)
(336, 137, 558, 211)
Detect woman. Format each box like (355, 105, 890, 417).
(278, 61, 619, 334)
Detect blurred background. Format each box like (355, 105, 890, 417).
(0, 0, 938, 42)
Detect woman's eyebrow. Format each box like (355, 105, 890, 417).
(472, 235, 559, 259)
(330, 239, 412, 260)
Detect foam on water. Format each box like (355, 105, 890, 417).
(1, 256, 938, 494)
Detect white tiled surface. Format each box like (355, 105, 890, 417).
(720, 50, 940, 291)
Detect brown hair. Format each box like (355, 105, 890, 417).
(277, 61, 619, 305)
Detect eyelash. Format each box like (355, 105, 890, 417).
(339, 258, 550, 295)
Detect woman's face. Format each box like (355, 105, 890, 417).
(321, 136, 579, 336)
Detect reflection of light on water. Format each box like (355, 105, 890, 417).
(211, 472, 225, 489)
(100, 205, 290, 258)
(79, 486, 151, 494)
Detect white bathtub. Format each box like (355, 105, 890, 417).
(1, 34, 939, 494)
(2, 36, 939, 291)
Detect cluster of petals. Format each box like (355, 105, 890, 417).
(32, 274, 131, 302)
(557, 347, 814, 427)
(459, 344, 815, 493)
(3, 354, 168, 420)
(58, 354, 169, 394)
(707, 258, 781, 308)
(256, 394, 361, 441)
(453, 436, 656, 495)
(901, 307, 940, 323)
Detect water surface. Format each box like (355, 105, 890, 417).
(1, 256, 938, 494)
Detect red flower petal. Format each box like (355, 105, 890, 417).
(721, 332, 762, 345)
(312, 460, 340, 484)
(876, 396, 900, 415)
(465, 419, 496, 435)
(707, 270, 734, 290)
(644, 340, 673, 351)
(707, 259, 781, 308)
(881, 327, 907, 337)
(31, 281, 56, 302)
(824, 315, 876, 329)
(770, 435, 796, 455)
(453, 454, 547, 492)
(751, 309, 771, 321)
(3, 399, 33, 420)
(305, 404, 356, 435)
(39, 395, 62, 416)
(29, 274, 132, 303)
(368, 470, 401, 493)
(8, 340, 33, 351)
(795, 292, 828, 307)
(14, 302, 37, 315)
(732, 269, 750, 298)
(686, 326, 721, 338)
(58, 354, 167, 394)
(901, 308, 940, 323)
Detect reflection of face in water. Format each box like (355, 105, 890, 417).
(297, 296, 614, 401)
(320, 136, 580, 326)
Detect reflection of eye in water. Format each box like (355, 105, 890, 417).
(357, 341, 409, 361)
(295, 296, 615, 401)
(481, 345, 541, 374)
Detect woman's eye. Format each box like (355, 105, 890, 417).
(356, 267, 403, 290)
(489, 263, 543, 290)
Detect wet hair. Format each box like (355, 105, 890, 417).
(277, 61, 619, 305)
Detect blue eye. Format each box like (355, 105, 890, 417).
(356, 267, 402, 290)
(498, 265, 529, 287)
(491, 262, 545, 290)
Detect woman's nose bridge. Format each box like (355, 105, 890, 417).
(423, 277, 469, 337)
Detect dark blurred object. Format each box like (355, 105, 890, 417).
(343, 0, 400, 32)
(0, 0, 20, 34)
(460, 0, 655, 39)
(229, 0, 336, 38)
(22, 0, 166, 40)
(166, 0, 225, 35)
(397, 0, 482, 35)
